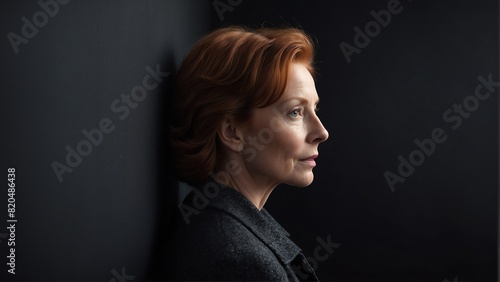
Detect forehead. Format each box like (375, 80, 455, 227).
(281, 63, 318, 101)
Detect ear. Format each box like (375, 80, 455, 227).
(217, 119, 244, 152)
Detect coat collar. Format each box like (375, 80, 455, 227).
(192, 176, 303, 265)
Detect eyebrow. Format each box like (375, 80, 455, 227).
(282, 97, 320, 105)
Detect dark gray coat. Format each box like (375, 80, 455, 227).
(160, 177, 320, 281)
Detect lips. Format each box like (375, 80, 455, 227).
(299, 154, 318, 161)
(299, 154, 318, 167)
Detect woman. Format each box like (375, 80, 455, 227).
(163, 25, 329, 281)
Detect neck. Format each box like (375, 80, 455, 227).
(213, 159, 278, 211)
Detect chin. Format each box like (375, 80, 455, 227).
(286, 173, 315, 187)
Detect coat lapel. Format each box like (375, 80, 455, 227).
(200, 177, 302, 266)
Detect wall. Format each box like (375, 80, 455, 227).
(1, 0, 209, 280)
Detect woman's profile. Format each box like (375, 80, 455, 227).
(162, 25, 329, 281)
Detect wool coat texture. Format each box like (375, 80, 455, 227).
(161, 177, 320, 281)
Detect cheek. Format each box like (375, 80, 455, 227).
(262, 127, 304, 168)
(242, 111, 307, 176)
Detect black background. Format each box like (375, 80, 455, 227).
(1, 0, 498, 281)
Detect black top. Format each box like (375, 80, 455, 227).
(159, 177, 320, 281)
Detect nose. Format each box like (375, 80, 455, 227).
(307, 113, 329, 144)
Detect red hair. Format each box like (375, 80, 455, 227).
(170, 26, 316, 185)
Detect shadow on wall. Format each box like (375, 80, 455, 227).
(1, 0, 212, 281)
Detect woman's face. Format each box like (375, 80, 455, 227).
(240, 63, 329, 188)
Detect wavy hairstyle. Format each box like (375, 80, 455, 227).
(169, 26, 317, 185)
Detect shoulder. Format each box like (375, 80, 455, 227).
(164, 207, 288, 280)
(171, 206, 269, 257)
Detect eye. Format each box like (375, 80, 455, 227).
(288, 108, 302, 118)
